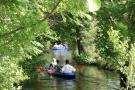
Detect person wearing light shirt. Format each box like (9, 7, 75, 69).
(51, 58, 57, 67)
(61, 60, 76, 73)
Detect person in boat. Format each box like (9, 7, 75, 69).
(53, 43, 59, 48)
(61, 60, 76, 73)
(51, 58, 57, 67)
(59, 43, 65, 48)
(63, 43, 68, 49)
(54, 59, 62, 72)
(48, 58, 57, 74)
(48, 64, 56, 74)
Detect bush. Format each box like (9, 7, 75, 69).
(0, 57, 28, 90)
(19, 55, 46, 78)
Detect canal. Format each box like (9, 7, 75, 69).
(22, 66, 120, 90)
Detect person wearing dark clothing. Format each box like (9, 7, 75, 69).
(55, 59, 61, 72)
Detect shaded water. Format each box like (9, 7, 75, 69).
(22, 66, 120, 90)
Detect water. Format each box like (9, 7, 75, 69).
(22, 66, 120, 90)
(22, 50, 120, 90)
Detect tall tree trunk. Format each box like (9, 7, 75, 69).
(76, 27, 84, 55)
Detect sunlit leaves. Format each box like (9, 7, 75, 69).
(0, 57, 28, 90)
(95, 1, 135, 88)
(0, 0, 103, 89)
(87, 0, 101, 12)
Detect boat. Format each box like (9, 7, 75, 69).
(48, 69, 75, 79)
(54, 72, 76, 79)
(52, 47, 68, 51)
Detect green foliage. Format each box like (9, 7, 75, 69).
(0, 57, 28, 90)
(95, 0, 135, 89)
(107, 28, 135, 88)
(0, 0, 93, 89)
(107, 28, 129, 68)
(73, 54, 86, 64)
(48, 11, 101, 64)
(127, 44, 135, 87)
(79, 16, 101, 64)
(48, 12, 79, 52)
(95, 0, 129, 69)
(19, 55, 46, 78)
(61, 0, 88, 14)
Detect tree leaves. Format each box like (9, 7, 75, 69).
(0, 0, 93, 89)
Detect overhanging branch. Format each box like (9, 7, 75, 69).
(0, 0, 62, 38)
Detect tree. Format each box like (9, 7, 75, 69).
(96, 0, 135, 89)
(0, 0, 101, 89)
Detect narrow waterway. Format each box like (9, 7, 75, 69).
(22, 66, 120, 90)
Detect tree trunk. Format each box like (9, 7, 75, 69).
(76, 27, 84, 55)
(120, 71, 127, 89)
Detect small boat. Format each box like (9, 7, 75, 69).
(52, 47, 68, 51)
(54, 72, 76, 79)
(48, 69, 75, 79)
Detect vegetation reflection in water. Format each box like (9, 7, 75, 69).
(22, 66, 119, 90)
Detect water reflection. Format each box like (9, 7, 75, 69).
(22, 66, 120, 90)
(56, 79, 75, 90)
